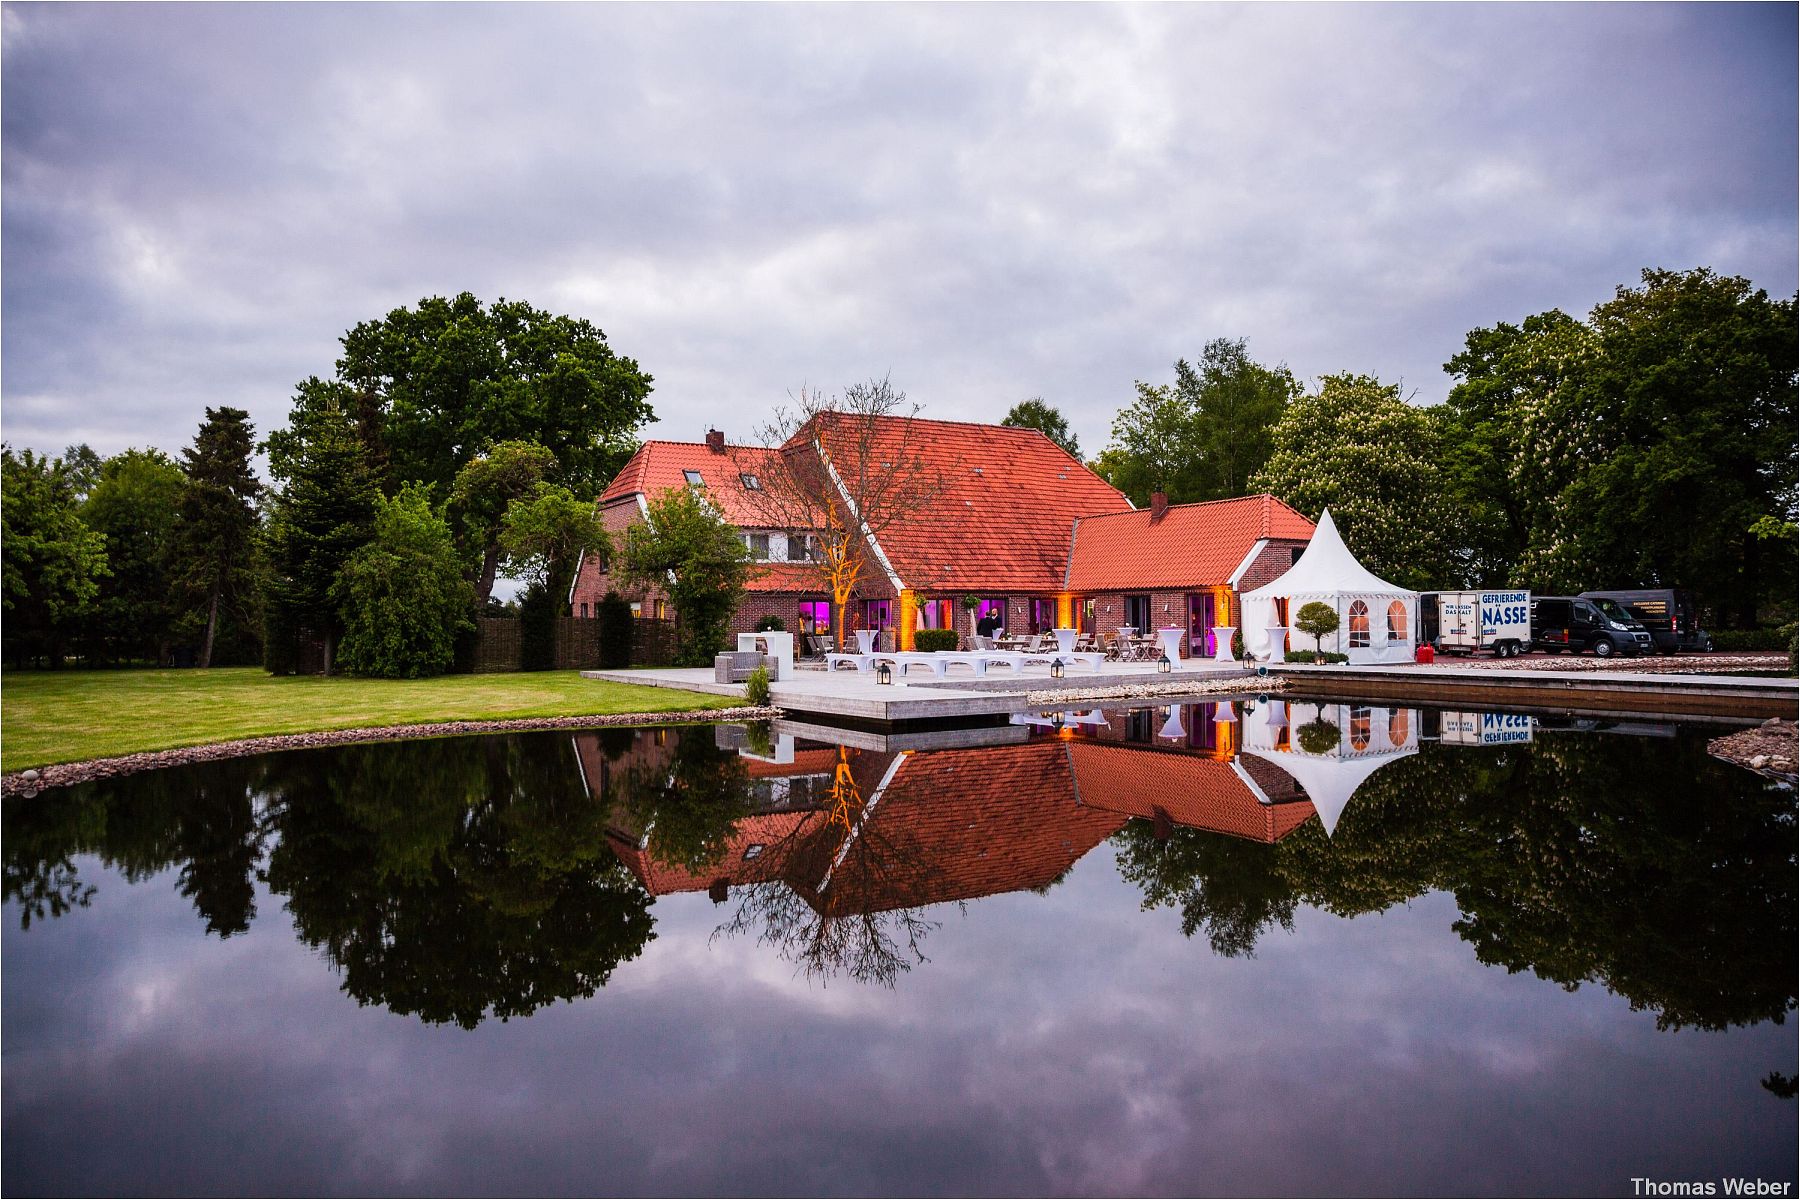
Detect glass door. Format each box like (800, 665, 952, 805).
(1188, 593, 1215, 656)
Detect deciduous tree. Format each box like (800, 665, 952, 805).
(80, 448, 186, 664)
(333, 485, 473, 678)
(335, 292, 655, 497)
(620, 485, 751, 666)
(1, 446, 108, 666)
(739, 377, 951, 648)
(1001, 398, 1081, 459)
(1251, 374, 1460, 590)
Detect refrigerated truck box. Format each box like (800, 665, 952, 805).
(1435, 590, 1530, 657)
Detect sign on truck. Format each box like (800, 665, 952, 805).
(1436, 590, 1530, 657)
(1440, 710, 1535, 746)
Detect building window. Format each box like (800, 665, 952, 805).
(916, 598, 953, 629)
(1080, 598, 1096, 633)
(1387, 600, 1407, 641)
(579, 603, 588, 618)
(786, 531, 821, 562)
(630, 601, 643, 618)
(974, 597, 1007, 637)
(1348, 601, 1370, 647)
(683, 469, 704, 487)
(1124, 595, 1151, 632)
(1291, 547, 1305, 565)
(596, 546, 609, 574)
(1030, 598, 1056, 633)
(743, 844, 765, 861)
(864, 598, 892, 630)
(798, 600, 832, 633)
(740, 473, 761, 490)
(744, 532, 771, 560)
(655, 599, 667, 620)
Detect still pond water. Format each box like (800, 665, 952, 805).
(4, 698, 1795, 1197)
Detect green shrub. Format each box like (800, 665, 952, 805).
(745, 664, 771, 706)
(914, 628, 960, 652)
(597, 592, 633, 668)
(518, 583, 557, 671)
(1285, 649, 1349, 664)
(1710, 624, 1798, 652)
(333, 485, 473, 678)
(754, 615, 787, 632)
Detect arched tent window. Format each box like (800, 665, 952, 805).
(1348, 601, 1370, 648)
(1350, 706, 1372, 751)
(1387, 600, 1407, 641)
(1388, 708, 1410, 746)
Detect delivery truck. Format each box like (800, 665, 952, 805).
(1434, 590, 1531, 657)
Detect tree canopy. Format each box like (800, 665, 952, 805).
(335, 292, 655, 498)
(1001, 398, 1082, 459)
(1096, 339, 1297, 506)
(621, 485, 752, 666)
(1251, 374, 1460, 590)
(1, 446, 109, 666)
(333, 485, 472, 678)
(176, 407, 263, 667)
(1444, 268, 1797, 624)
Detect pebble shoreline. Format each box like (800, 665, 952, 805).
(2, 707, 778, 798)
(1707, 718, 1799, 786)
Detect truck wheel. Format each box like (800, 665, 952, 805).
(1593, 638, 1615, 658)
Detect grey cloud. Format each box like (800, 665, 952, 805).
(2, 3, 1792, 466)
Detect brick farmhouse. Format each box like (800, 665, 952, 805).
(569, 416, 1315, 659)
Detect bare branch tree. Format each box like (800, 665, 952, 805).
(737, 377, 954, 648)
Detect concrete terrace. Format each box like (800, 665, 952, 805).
(584, 656, 1797, 724)
(583, 658, 1259, 722)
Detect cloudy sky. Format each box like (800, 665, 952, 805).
(4, 2, 1795, 469)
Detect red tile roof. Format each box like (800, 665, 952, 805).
(1065, 494, 1315, 592)
(601, 441, 785, 527)
(745, 562, 831, 592)
(807, 742, 1127, 914)
(810, 416, 1134, 593)
(1068, 741, 1316, 843)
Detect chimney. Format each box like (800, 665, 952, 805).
(1150, 491, 1169, 520)
(705, 429, 726, 453)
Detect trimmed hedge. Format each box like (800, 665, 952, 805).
(1286, 649, 1349, 664)
(1709, 624, 1797, 652)
(753, 615, 787, 632)
(914, 629, 960, 652)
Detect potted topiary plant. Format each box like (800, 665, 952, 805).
(1293, 601, 1341, 664)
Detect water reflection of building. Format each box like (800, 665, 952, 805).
(571, 701, 1447, 913)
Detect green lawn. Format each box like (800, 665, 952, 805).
(1, 667, 739, 772)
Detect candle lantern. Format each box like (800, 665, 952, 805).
(1157, 652, 1172, 673)
(1050, 658, 1065, 679)
(875, 662, 893, 685)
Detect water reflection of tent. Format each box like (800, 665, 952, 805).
(1240, 508, 1420, 664)
(1238, 700, 1419, 835)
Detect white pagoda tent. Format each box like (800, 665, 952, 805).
(1240, 509, 1420, 665)
(1238, 700, 1420, 836)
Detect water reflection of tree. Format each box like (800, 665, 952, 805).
(1115, 734, 1797, 1031)
(3, 757, 267, 935)
(711, 748, 948, 987)
(261, 736, 653, 1029)
(607, 726, 757, 873)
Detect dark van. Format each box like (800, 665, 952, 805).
(1530, 596, 1654, 658)
(1579, 589, 1712, 653)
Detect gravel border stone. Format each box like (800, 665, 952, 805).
(1707, 718, 1799, 786)
(1, 707, 779, 798)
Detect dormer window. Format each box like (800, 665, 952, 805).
(683, 470, 705, 487)
(740, 473, 761, 490)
